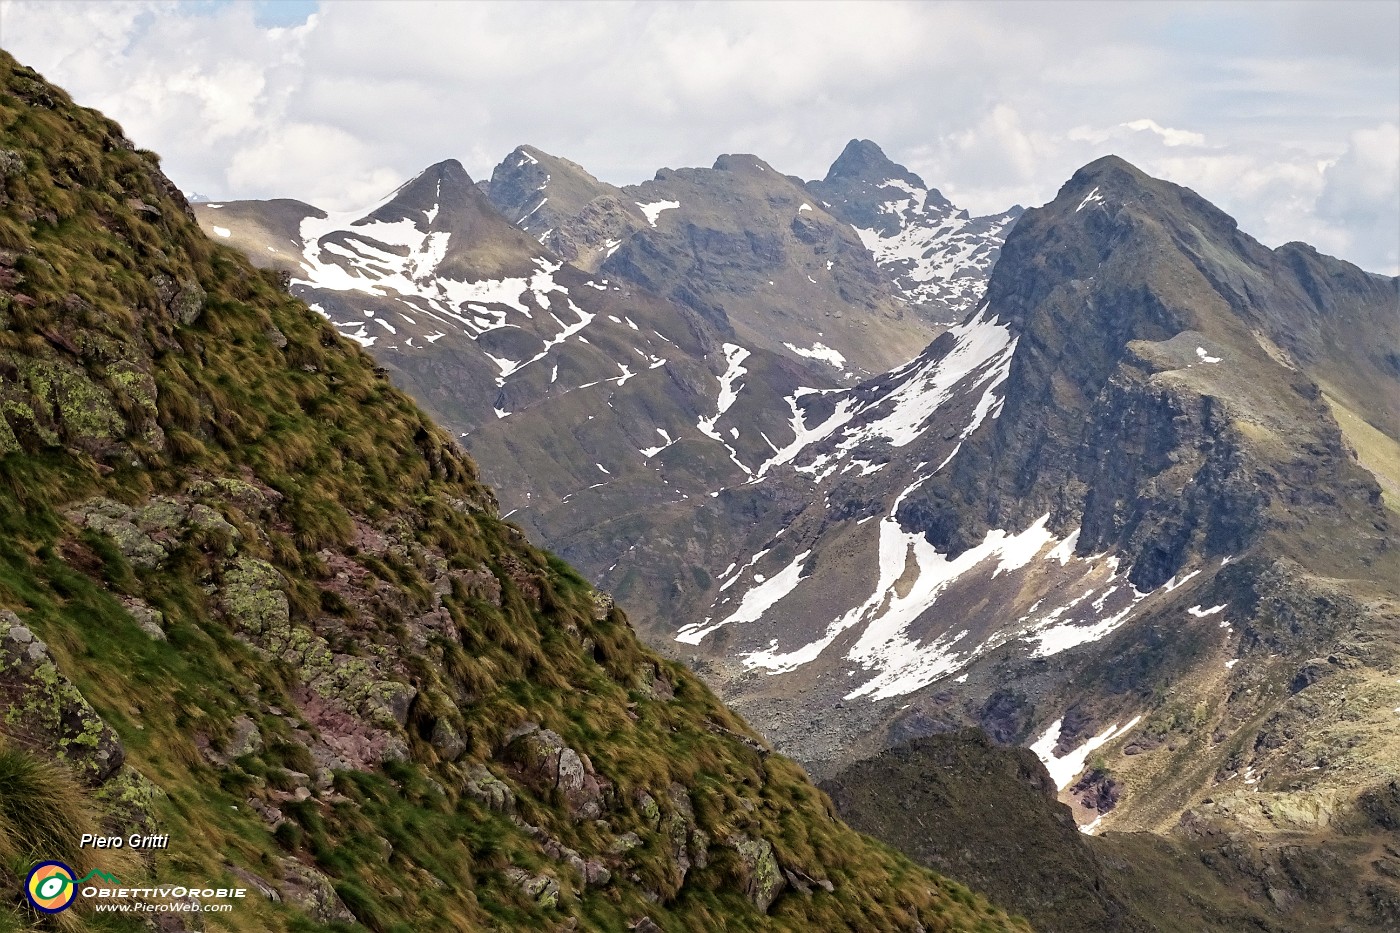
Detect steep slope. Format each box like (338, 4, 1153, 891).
(604, 156, 1400, 847)
(480, 144, 648, 273)
(0, 53, 1027, 933)
(197, 160, 840, 569)
(486, 146, 943, 380)
(822, 731, 1400, 933)
(806, 140, 1021, 323)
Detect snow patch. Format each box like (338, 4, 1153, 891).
(637, 200, 679, 226)
(1030, 716, 1142, 790)
(783, 341, 847, 368)
(676, 551, 811, 645)
(1076, 187, 1104, 212)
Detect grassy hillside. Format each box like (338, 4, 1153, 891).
(0, 53, 1026, 933)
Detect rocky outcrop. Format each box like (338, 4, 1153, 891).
(503, 724, 608, 820)
(277, 858, 356, 925)
(0, 612, 124, 782)
(666, 783, 708, 885)
(504, 866, 561, 909)
(727, 833, 786, 913)
(463, 762, 516, 815)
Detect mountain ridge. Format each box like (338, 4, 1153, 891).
(0, 51, 1029, 932)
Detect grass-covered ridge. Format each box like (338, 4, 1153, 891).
(0, 53, 1027, 932)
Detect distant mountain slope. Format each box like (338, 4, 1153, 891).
(822, 731, 1400, 933)
(195, 147, 969, 629)
(480, 144, 648, 273)
(0, 52, 1028, 932)
(807, 140, 1021, 323)
(604, 156, 1400, 849)
(486, 145, 941, 380)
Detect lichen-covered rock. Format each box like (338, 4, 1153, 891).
(463, 763, 516, 814)
(122, 596, 166, 640)
(67, 497, 167, 568)
(504, 866, 560, 908)
(12, 353, 126, 452)
(0, 612, 125, 783)
(637, 790, 661, 830)
(186, 477, 281, 516)
(608, 832, 643, 855)
(430, 717, 466, 761)
(219, 557, 293, 648)
(152, 273, 206, 325)
(185, 503, 241, 554)
(226, 865, 280, 903)
(277, 857, 356, 925)
(0, 412, 21, 455)
(504, 724, 607, 820)
(666, 783, 708, 883)
(93, 763, 167, 835)
(0, 148, 22, 178)
(728, 833, 786, 913)
(591, 590, 614, 621)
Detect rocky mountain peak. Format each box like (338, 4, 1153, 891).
(710, 152, 780, 175)
(823, 138, 924, 190)
(361, 157, 476, 228)
(806, 140, 1012, 321)
(481, 143, 643, 269)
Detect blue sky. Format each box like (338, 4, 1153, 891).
(3, 0, 1396, 272)
(185, 0, 318, 28)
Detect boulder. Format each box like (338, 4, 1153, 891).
(504, 866, 560, 909)
(728, 834, 786, 913)
(504, 725, 607, 820)
(463, 763, 516, 815)
(0, 612, 125, 783)
(277, 858, 355, 925)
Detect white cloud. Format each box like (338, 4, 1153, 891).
(1120, 119, 1207, 148)
(0, 0, 1395, 272)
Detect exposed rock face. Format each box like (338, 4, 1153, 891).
(602, 154, 1399, 865)
(727, 833, 786, 913)
(504, 866, 561, 909)
(823, 729, 1400, 933)
(463, 762, 516, 814)
(665, 782, 708, 885)
(277, 858, 356, 925)
(482, 145, 647, 272)
(504, 724, 608, 820)
(807, 139, 1022, 323)
(0, 612, 124, 782)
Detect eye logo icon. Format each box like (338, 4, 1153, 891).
(26, 861, 77, 913)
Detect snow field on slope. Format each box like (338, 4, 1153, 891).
(637, 200, 679, 225)
(675, 550, 812, 645)
(1030, 716, 1143, 791)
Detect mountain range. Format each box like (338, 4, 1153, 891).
(0, 53, 1030, 931)
(191, 138, 1018, 648)
(196, 116, 1400, 931)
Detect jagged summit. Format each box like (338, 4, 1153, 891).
(481, 143, 644, 268)
(360, 157, 475, 228)
(807, 139, 1016, 321)
(824, 138, 925, 189)
(710, 153, 779, 174)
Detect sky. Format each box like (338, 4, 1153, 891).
(2, 0, 1397, 273)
